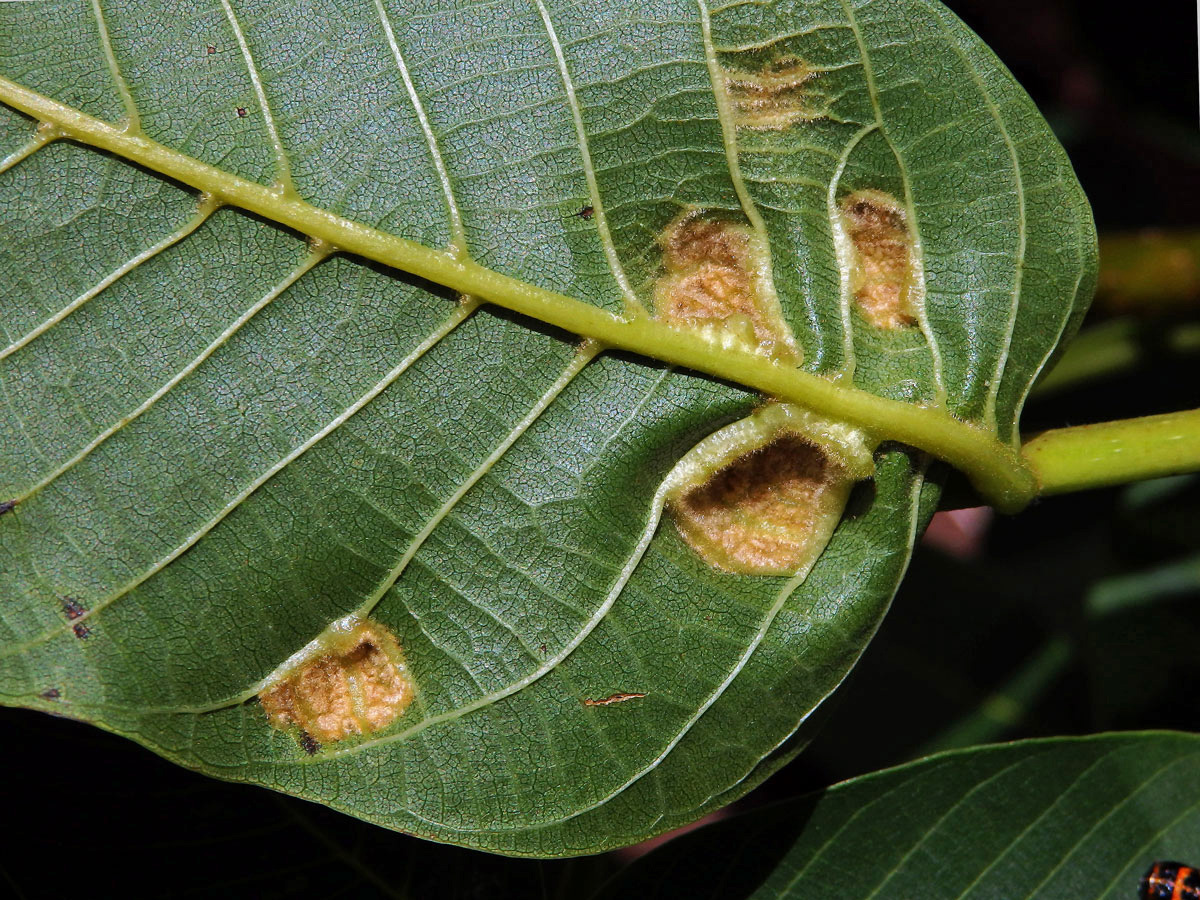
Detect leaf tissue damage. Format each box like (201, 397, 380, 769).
(0, 0, 1096, 857)
(671, 434, 850, 574)
(665, 404, 876, 575)
(840, 190, 919, 330)
(655, 211, 799, 362)
(723, 57, 823, 131)
(258, 619, 414, 747)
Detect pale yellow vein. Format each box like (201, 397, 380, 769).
(0, 300, 480, 660)
(355, 340, 601, 620)
(533, 0, 644, 315)
(374, 0, 467, 255)
(0, 125, 57, 176)
(827, 122, 878, 383)
(837, 0, 947, 404)
(444, 460, 928, 835)
(10, 247, 329, 506)
(325, 366, 676, 760)
(0, 194, 220, 364)
(91, 0, 140, 134)
(937, 16, 1029, 433)
(219, 0, 294, 194)
(696, 0, 799, 361)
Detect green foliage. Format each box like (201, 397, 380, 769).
(596, 733, 1200, 899)
(1, 0, 1096, 867)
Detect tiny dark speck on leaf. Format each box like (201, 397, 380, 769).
(61, 598, 86, 620)
(299, 732, 320, 755)
(206, 44, 216, 54)
(40, 688, 61, 701)
(73, 623, 92, 640)
(0, 499, 16, 516)
(236, 107, 248, 118)
(574, 205, 594, 221)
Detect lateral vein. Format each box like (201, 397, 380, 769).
(9, 248, 327, 506)
(0, 301, 479, 660)
(374, 0, 468, 254)
(533, 0, 644, 315)
(0, 194, 220, 364)
(90, 0, 140, 134)
(219, 0, 294, 194)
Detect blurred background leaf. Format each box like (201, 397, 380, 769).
(592, 733, 1200, 900)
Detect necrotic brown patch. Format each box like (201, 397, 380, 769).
(841, 191, 918, 329)
(656, 213, 797, 361)
(259, 621, 414, 746)
(724, 58, 820, 130)
(672, 435, 848, 575)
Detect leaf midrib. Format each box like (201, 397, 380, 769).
(0, 73, 1036, 510)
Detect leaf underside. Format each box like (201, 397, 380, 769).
(0, 0, 1094, 855)
(594, 732, 1200, 900)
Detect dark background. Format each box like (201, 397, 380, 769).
(2, 2, 1198, 897)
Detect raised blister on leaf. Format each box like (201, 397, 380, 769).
(655, 211, 799, 362)
(723, 57, 822, 130)
(258, 617, 414, 746)
(839, 190, 920, 330)
(666, 404, 875, 575)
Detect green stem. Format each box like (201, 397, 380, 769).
(1022, 408, 1200, 496)
(0, 74, 1039, 510)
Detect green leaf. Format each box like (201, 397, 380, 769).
(0, 0, 1094, 854)
(593, 732, 1200, 899)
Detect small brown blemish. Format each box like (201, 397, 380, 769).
(298, 731, 320, 755)
(583, 692, 646, 707)
(206, 44, 217, 55)
(259, 620, 414, 746)
(673, 436, 845, 574)
(40, 688, 61, 701)
(72, 623, 92, 640)
(840, 190, 918, 330)
(235, 107, 248, 118)
(61, 598, 86, 621)
(0, 499, 16, 516)
(655, 212, 798, 361)
(574, 204, 594, 221)
(724, 57, 821, 130)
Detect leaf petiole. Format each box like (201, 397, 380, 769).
(1022, 408, 1200, 495)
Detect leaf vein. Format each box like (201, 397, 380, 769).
(10, 246, 325, 505)
(322, 365, 677, 760)
(373, 0, 468, 254)
(0, 300, 479, 661)
(532, 0, 644, 315)
(355, 341, 600, 620)
(1018, 751, 1196, 900)
(89, 0, 139, 134)
(929, 7, 1027, 433)
(218, 0, 294, 194)
(836, 0, 947, 402)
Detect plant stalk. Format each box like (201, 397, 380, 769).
(1022, 408, 1200, 496)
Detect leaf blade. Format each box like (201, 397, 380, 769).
(0, 0, 1094, 854)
